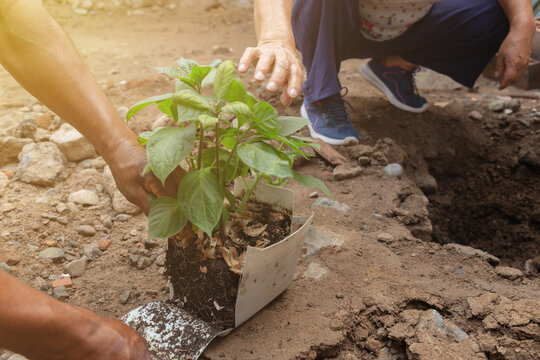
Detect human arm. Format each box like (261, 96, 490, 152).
(0, 0, 183, 213)
(496, 0, 536, 89)
(238, 0, 303, 106)
(0, 271, 151, 359)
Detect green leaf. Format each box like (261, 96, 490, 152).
(138, 131, 153, 146)
(178, 58, 199, 74)
(198, 114, 219, 129)
(221, 136, 237, 149)
(178, 168, 224, 236)
(176, 80, 196, 92)
(180, 77, 199, 89)
(225, 78, 248, 103)
(221, 102, 253, 123)
(224, 188, 237, 209)
(148, 196, 187, 239)
(189, 65, 212, 85)
(201, 60, 222, 89)
(292, 171, 331, 197)
(245, 93, 258, 109)
(278, 116, 310, 136)
(156, 98, 173, 116)
(237, 142, 293, 178)
(126, 94, 173, 121)
(156, 66, 188, 79)
(214, 60, 236, 100)
(173, 90, 213, 111)
(146, 125, 196, 185)
(252, 101, 280, 136)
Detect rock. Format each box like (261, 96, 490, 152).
(38, 247, 65, 262)
(77, 225, 96, 237)
(414, 171, 438, 194)
(83, 244, 102, 260)
(383, 163, 403, 177)
(348, 144, 373, 159)
(505, 98, 521, 112)
(308, 191, 318, 199)
(35, 112, 54, 129)
(102, 165, 117, 195)
(372, 213, 383, 220)
(89, 157, 106, 169)
(0, 262, 11, 273)
(495, 266, 523, 280)
(0, 169, 15, 179)
(0, 136, 34, 166)
(524, 256, 540, 275)
(155, 253, 166, 266)
(137, 256, 152, 270)
(311, 197, 350, 212)
(467, 293, 499, 317)
(5, 253, 22, 266)
(358, 156, 370, 166)
(488, 100, 505, 112)
(332, 164, 363, 180)
(376, 233, 395, 244)
(443, 243, 499, 265)
(13, 119, 37, 138)
(116, 214, 131, 222)
(128, 253, 139, 266)
(68, 190, 99, 206)
(50, 123, 96, 162)
(16, 142, 67, 186)
(468, 110, 483, 120)
(151, 114, 175, 131)
(0, 112, 22, 131)
(33, 127, 51, 142)
(304, 226, 344, 257)
(112, 190, 141, 215)
(64, 256, 87, 277)
(143, 238, 156, 249)
(303, 262, 329, 281)
(53, 286, 69, 300)
(212, 45, 232, 55)
(7, 354, 29, 360)
(103, 217, 113, 228)
(119, 290, 131, 304)
(56, 202, 68, 213)
(98, 238, 111, 251)
(0, 203, 15, 213)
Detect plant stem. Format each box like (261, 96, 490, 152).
(237, 172, 260, 213)
(197, 124, 204, 170)
(214, 123, 226, 244)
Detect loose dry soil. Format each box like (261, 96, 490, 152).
(0, 2, 539, 360)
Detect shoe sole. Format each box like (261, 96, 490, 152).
(300, 105, 359, 146)
(360, 62, 429, 114)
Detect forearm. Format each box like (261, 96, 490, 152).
(254, 0, 295, 47)
(0, 271, 99, 359)
(498, 0, 535, 31)
(0, 0, 137, 159)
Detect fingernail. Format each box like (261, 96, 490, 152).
(494, 71, 500, 78)
(239, 64, 246, 72)
(288, 88, 298, 97)
(267, 81, 278, 91)
(255, 71, 265, 81)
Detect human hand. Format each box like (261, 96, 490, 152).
(103, 136, 185, 214)
(239, 40, 303, 106)
(495, 25, 535, 90)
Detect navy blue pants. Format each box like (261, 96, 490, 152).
(292, 0, 510, 104)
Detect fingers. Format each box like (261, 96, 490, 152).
(238, 47, 259, 73)
(254, 51, 276, 82)
(286, 62, 303, 100)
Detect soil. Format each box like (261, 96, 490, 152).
(0, 2, 539, 360)
(166, 200, 292, 330)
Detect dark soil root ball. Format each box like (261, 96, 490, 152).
(165, 239, 239, 330)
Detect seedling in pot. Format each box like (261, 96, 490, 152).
(127, 58, 330, 274)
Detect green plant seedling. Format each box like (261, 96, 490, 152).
(127, 58, 330, 248)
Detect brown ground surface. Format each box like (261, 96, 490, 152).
(0, 3, 539, 360)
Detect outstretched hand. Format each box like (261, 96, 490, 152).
(104, 136, 185, 214)
(239, 40, 303, 106)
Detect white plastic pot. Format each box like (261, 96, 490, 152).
(123, 181, 313, 359)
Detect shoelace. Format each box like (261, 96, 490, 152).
(323, 89, 355, 129)
(402, 67, 421, 96)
